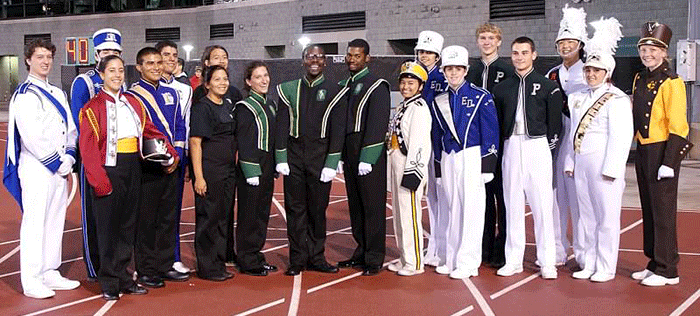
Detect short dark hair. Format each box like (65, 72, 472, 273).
(512, 36, 536, 52)
(97, 55, 124, 73)
(155, 40, 178, 53)
(177, 58, 185, 67)
(24, 39, 56, 71)
(200, 45, 229, 68)
(348, 39, 370, 55)
(202, 65, 228, 92)
(243, 60, 269, 92)
(302, 44, 325, 59)
(136, 47, 160, 65)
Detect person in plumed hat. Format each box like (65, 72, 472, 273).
(631, 21, 692, 287)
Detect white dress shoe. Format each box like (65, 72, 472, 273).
(631, 269, 653, 281)
(24, 284, 56, 299)
(173, 261, 191, 273)
(496, 265, 523, 277)
(397, 268, 424, 276)
(540, 267, 558, 279)
(572, 269, 594, 280)
(449, 268, 478, 279)
(387, 262, 403, 272)
(590, 272, 615, 283)
(641, 274, 680, 286)
(44, 275, 80, 290)
(435, 265, 451, 275)
(535, 259, 565, 267)
(424, 257, 441, 267)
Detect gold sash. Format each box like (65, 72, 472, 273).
(573, 92, 615, 153)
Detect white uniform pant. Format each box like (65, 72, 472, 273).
(389, 150, 426, 271)
(440, 147, 484, 271)
(553, 118, 584, 265)
(574, 151, 624, 275)
(424, 151, 448, 265)
(502, 135, 556, 268)
(18, 153, 68, 292)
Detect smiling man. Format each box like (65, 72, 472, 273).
(275, 44, 347, 276)
(127, 47, 188, 288)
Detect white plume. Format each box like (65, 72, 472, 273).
(585, 17, 623, 56)
(557, 4, 588, 42)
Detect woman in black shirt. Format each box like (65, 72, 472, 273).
(189, 65, 237, 281)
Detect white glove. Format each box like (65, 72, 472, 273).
(276, 163, 290, 176)
(336, 161, 344, 174)
(320, 167, 337, 182)
(657, 165, 674, 180)
(57, 155, 75, 177)
(481, 173, 494, 183)
(246, 177, 260, 186)
(161, 155, 175, 166)
(358, 162, 372, 176)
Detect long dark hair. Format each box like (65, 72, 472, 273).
(243, 60, 269, 92)
(200, 45, 228, 69)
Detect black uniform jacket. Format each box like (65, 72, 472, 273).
(467, 56, 515, 92)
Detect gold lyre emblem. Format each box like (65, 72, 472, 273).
(646, 80, 656, 91)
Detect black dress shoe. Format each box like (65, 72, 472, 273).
(241, 267, 268, 276)
(362, 265, 382, 276)
(285, 266, 304, 276)
(199, 272, 233, 282)
(102, 291, 119, 301)
(162, 269, 190, 282)
(122, 284, 148, 295)
(308, 263, 339, 273)
(137, 275, 165, 288)
(262, 262, 278, 272)
(338, 258, 364, 268)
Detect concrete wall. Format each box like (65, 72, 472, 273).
(0, 0, 689, 85)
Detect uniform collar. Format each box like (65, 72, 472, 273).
(138, 78, 159, 92)
(448, 80, 467, 94)
(646, 60, 670, 77)
(402, 94, 422, 106)
(350, 67, 370, 82)
(482, 54, 499, 66)
(27, 74, 51, 89)
(303, 74, 325, 87)
(103, 89, 121, 102)
(160, 75, 174, 85)
(587, 82, 611, 99)
(516, 67, 534, 80)
(249, 90, 266, 104)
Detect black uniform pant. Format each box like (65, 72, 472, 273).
(284, 137, 332, 267)
(80, 163, 100, 279)
(482, 165, 506, 264)
(342, 133, 387, 267)
(135, 163, 181, 277)
(92, 153, 141, 294)
(236, 151, 274, 270)
(194, 160, 236, 277)
(635, 141, 680, 278)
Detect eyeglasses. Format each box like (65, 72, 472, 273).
(304, 54, 325, 61)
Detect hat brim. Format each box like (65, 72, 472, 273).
(95, 42, 122, 52)
(637, 38, 668, 49)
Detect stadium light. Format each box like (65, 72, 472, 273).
(183, 44, 194, 61)
(297, 36, 311, 48)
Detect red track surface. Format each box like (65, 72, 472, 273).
(1, 121, 699, 316)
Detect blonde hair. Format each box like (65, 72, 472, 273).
(476, 23, 502, 40)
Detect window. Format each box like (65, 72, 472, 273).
(210, 23, 234, 40)
(490, 0, 545, 20)
(302, 11, 365, 33)
(145, 27, 180, 42)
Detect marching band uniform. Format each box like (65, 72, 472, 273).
(339, 66, 391, 274)
(80, 89, 177, 297)
(235, 90, 278, 274)
(127, 79, 187, 282)
(4, 75, 79, 298)
(493, 67, 563, 278)
(467, 54, 514, 267)
(631, 22, 692, 286)
(276, 74, 347, 270)
(432, 46, 499, 278)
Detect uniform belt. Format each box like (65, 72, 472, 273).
(117, 137, 138, 153)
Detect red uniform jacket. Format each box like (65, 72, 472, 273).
(79, 90, 177, 196)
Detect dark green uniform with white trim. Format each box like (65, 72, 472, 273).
(276, 74, 348, 267)
(234, 91, 278, 270)
(339, 67, 391, 267)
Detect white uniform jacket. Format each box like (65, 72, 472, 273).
(388, 94, 432, 191)
(564, 83, 633, 179)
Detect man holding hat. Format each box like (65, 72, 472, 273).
(631, 21, 692, 287)
(431, 45, 499, 279)
(69, 27, 123, 281)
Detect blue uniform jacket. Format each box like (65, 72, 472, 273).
(70, 69, 103, 128)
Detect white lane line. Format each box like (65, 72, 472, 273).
(306, 258, 400, 294)
(263, 244, 289, 253)
(287, 274, 302, 316)
(490, 273, 541, 299)
(1, 257, 83, 278)
(333, 176, 345, 183)
(22, 294, 102, 316)
(234, 298, 286, 316)
(272, 197, 287, 222)
(618, 248, 700, 256)
(620, 219, 643, 234)
(0, 245, 20, 265)
(525, 212, 532, 217)
(669, 287, 700, 316)
(329, 198, 348, 205)
(450, 305, 475, 316)
(266, 238, 290, 241)
(93, 298, 119, 316)
(462, 278, 495, 316)
(1, 227, 83, 246)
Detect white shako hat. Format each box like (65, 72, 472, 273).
(440, 45, 469, 69)
(415, 30, 444, 56)
(556, 4, 588, 44)
(584, 17, 623, 78)
(93, 28, 122, 52)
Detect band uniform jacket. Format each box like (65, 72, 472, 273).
(276, 74, 348, 170)
(387, 94, 432, 191)
(467, 56, 515, 92)
(492, 68, 563, 151)
(632, 61, 692, 168)
(339, 67, 391, 165)
(79, 90, 177, 196)
(235, 91, 279, 179)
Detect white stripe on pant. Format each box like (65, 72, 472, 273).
(502, 135, 556, 268)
